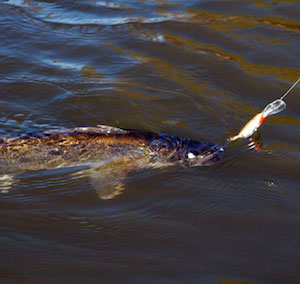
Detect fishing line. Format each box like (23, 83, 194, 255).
(280, 78, 300, 100)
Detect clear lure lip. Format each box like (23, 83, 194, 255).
(262, 99, 286, 117)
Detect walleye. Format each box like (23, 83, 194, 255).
(0, 125, 223, 199)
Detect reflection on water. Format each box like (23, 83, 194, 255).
(0, 0, 299, 283)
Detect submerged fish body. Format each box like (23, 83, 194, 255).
(0, 125, 223, 199)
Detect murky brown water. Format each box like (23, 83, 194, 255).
(1, 1, 299, 283)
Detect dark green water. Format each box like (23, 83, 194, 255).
(0, 1, 299, 283)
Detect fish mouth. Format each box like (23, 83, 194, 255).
(200, 145, 224, 166)
(188, 145, 224, 167)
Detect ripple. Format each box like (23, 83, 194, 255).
(1, 0, 299, 282)
(4, 0, 174, 26)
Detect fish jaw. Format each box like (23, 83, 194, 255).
(185, 144, 224, 167)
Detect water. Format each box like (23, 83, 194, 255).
(0, 1, 299, 283)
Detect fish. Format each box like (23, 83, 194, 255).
(0, 125, 224, 199)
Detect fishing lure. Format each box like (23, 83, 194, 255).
(229, 79, 299, 142)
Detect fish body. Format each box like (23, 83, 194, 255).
(0, 125, 223, 198)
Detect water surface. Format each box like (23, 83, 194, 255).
(0, 1, 299, 283)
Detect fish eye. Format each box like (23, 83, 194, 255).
(187, 152, 197, 159)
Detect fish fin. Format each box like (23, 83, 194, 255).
(70, 159, 131, 200)
(95, 125, 129, 135)
(2, 125, 129, 144)
(0, 174, 18, 193)
(88, 166, 127, 200)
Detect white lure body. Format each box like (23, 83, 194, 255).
(230, 113, 265, 141)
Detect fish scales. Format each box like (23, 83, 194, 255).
(0, 127, 159, 173)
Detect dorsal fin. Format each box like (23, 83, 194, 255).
(71, 125, 129, 135)
(96, 125, 129, 134)
(0, 125, 130, 144)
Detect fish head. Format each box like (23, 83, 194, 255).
(148, 136, 224, 167)
(183, 141, 224, 167)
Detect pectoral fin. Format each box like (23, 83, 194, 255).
(71, 159, 132, 200)
(89, 168, 126, 200)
